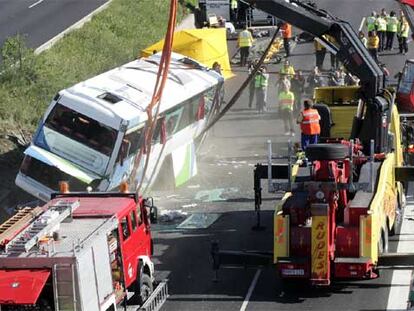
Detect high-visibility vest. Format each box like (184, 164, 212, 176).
(376, 17, 387, 31)
(300, 108, 321, 135)
(281, 23, 292, 38)
(366, 16, 377, 31)
(367, 35, 379, 49)
(401, 21, 410, 38)
(255, 73, 268, 88)
(278, 91, 295, 111)
(231, 0, 238, 9)
(280, 65, 295, 76)
(387, 16, 398, 32)
(238, 30, 253, 47)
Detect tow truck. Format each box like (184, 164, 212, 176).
(0, 183, 167, 310)
(211, 0, 414, 285)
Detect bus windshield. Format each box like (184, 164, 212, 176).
(44, 104, 117, 156)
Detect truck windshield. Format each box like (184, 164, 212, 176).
(44, 104, 117, 157)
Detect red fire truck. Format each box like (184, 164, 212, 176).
(0, 185, 166, 310)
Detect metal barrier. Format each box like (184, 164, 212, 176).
(140, 280, 169, 311)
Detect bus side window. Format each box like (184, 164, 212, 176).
(130, 210, 138, 231)
(177, 100, 193, 131)
(120, 216, 130, 241)
(166, 107, 183, 137)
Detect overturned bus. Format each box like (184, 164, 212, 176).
(16, 53, 224, 201)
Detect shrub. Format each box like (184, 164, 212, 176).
(0, 0, 189, 133)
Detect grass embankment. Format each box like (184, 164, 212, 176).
(0, 0, 194, 139)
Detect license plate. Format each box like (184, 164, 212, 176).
(281, 269, 304, 276)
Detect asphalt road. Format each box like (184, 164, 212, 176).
(150, 1, 414, 310)
(0, 0, 107, 50)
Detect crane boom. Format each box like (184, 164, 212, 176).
(244, 0, 383, 99)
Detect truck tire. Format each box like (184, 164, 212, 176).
(378, 228, 389, 255)
(138, 273, 153, 305)
(305, 144, 349, 161)
(390, 193, 405, 236)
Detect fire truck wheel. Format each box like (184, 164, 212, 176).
(305, 144, 349, 161)
(138, 273, 153, 305)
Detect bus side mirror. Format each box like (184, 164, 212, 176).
(144, 197, 157, 223)
(150, 206, 158, 224)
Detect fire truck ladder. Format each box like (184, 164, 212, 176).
(53, 263, 77, 311)
(5, 200, 79, 253)
(0, 206, 43, 246)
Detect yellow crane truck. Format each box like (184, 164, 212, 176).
(211, 0, 414, 285)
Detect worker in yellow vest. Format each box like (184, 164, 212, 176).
(386, 11, 399, 50)
(399, 16, 410, 54)
(367, 30, 379, 61)
(278, 84, 295, 136)
(254, 66, 269, 113)
(230, 0, 238, 23)
(366, 11, 377, 32)
(238, 25, 254, 67)
(280, 60, 295, 79)
(376, 13, 387, 51)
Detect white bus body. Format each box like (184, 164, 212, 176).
(16, 53, 224, 201)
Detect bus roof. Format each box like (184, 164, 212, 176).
(60, 53, 222, 130)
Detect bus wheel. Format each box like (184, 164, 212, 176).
(138, 273, 153, 305)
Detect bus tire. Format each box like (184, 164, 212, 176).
(138, 273, 153, 305)
(305, 144, 348, 161)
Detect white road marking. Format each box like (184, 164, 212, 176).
(28, 0, 44, 9)
(386, 196, 414, 310)
(359, 17, 366, 32)
(240, 269, 261, 311)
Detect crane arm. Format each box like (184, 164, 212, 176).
(243, 0, 383, 99)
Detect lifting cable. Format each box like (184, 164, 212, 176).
(129, 0, 178, 194)
(199, 24, 281, 137)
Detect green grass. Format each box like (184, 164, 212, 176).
(0, 0, 190, 133)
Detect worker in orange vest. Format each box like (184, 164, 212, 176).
(297, 99, 321, 150)
(280, 22, 292, 57)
